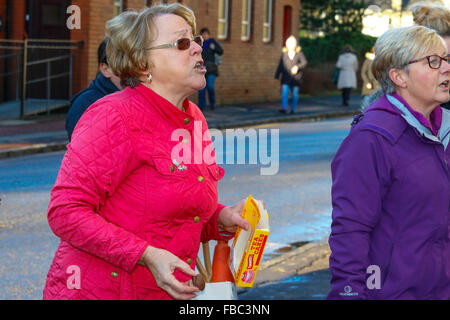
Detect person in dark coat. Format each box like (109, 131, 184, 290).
(65, 39, 122, 141)
(275, 36, 307, 114)
(198, 27, 223, 111)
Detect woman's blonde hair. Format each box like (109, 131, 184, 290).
(409, 1, 450, 37)
(371, 25, 445, 94)
(105, 3, 197, 88)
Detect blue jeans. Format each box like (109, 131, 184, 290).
(198, 74, 217, 110)
(281, 84, 299, 112)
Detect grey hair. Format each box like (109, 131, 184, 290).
(371, 25, 446, 94)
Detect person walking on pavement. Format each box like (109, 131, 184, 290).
(360, 48, 380, 110)
(43, 4, 252, 300)
(328, 25, 450, 300)
(410, 1, 450, 109)
(198, 27, 223, 111)
(65, 39, 122, 141)
(336, 45, 358, 106)
(361, 48, 379, 97)
(275, 35, 308, 114)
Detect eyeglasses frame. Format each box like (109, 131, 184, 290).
(407, 54, 450, 69)
(147, 35, 203, 51)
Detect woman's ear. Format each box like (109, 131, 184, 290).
(389, 68, 408, 89)
(99, 63, 113, 79)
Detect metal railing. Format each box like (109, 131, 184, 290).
(0, 39, 83, 118)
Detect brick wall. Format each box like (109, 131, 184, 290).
(1, 0, 26, 102)
(10, 0, 26, 39)
(0, 0, 6, 101)
(189, 0, 300, 105)
(0, 1, 6, 39)
(70, 0, 299, 104)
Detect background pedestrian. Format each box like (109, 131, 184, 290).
(65, 39, 122, 141)
(361, 48, 379, 97)
(275, 35, 308, 114)
(198, 27, 223, 111)
(360, 47, 380, 109)
(410, 0, 450, 109)
(336, 45, 358, 106)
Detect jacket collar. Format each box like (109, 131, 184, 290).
(440, 109, 450, 150)
(133, 84, 195, 129)
(386, 94, 449, 149)
(92, 72, 120, 96)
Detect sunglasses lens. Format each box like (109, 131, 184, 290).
(177, 38, 191, 50)
(194, 36, 203, 47)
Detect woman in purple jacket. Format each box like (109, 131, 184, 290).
(328, 25, 450, 299)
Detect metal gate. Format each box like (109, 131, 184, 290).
(0, 38, 83, 119)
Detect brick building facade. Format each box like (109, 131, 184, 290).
(2, 0, 300, 106)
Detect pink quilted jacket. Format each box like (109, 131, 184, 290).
(43, 84, 230, 300)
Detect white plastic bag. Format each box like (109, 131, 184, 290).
(193, 281, 237, 300)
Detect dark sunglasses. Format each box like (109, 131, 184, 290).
(147, 35, 203, 51)
(407, 54, 450, 69)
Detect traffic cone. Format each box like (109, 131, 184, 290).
(210, 240, 235, 283)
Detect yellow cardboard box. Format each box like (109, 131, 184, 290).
(230, 195, 270, 287)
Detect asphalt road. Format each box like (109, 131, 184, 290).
(0, 116, 352, 299)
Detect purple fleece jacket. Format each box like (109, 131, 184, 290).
(328, 94, 450, 299)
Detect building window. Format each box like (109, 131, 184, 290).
(263, 0, 273, 43)
(147, 0, 153, 6)
(241, 0, 252, 41)
(218, 0, 229, 40)
(114, 0, 124, 16)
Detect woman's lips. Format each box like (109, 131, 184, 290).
(194, 61, 207, 73)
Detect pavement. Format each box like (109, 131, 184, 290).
(0, 94, 361, 159)
(0, 94, 361, 299)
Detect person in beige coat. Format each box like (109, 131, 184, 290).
(336, 45, 358, 106)
(361, 48, 380, 96)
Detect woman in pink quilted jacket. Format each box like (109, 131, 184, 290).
(43, 3, 251, 300)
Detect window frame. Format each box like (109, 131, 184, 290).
(218, 0, 230, 40)
(263, 0, 273, 43)
(114, 0, 124, 16)
(241, 0, 252, 41)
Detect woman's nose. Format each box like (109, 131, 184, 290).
(191, 40, 202, 55)
(442, 58, 450, 72)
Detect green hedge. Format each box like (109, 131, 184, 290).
(299, 32, 377, 66)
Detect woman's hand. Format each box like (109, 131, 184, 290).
(217, 199, 262, 233)
(290, 65, 299, 75)
(138, 246, 200, 300)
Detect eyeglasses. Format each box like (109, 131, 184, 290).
(407, 54, 450, 69)
(147, 35, 203, 51)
